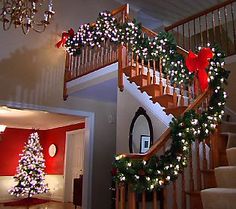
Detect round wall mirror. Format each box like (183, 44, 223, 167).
(129, 107, 153, 153)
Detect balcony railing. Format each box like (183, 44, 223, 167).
(165, 0, 236, 56)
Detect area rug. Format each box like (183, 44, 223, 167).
(3, 197, 50, 206)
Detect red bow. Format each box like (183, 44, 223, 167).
(56, 28, 75, 48)
(186, 48, 213, 91)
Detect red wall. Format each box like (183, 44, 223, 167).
(41, 123, 85, 174)
(0, 123, 85, 176)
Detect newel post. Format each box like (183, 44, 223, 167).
(118, 45, 126, 92)
(210, 126, 221, 168)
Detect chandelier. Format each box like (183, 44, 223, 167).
(0, 0, 55, 34)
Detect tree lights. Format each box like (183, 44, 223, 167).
(9, 132, 49, 197)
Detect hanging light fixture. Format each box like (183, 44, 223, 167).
(0, 0, 55, 34)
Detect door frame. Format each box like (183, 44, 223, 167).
(64, 129, 84, 202)
(0, 101, 94, 209)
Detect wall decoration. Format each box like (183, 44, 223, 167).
(129, 107, 153, 153)
(48, 144, 57, 157)
(140, 135, 151, 154)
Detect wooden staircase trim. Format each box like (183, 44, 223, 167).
(128, 74, 148, 87)
(152, 94, 174, 108)
(164, 106, 187, 117)
(139, 84, 161, 98)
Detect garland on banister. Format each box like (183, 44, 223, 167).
(112, 44, 229, 192)
(56, 10, 194, 85)
(56, 9, 230, 192)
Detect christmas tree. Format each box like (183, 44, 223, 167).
(9, 131, 49, 197)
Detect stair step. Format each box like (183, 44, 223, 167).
(215, 166, 236, 188)
(152, 94, 175, 109)
(201, 169, 217, 189)
(221, 121, 236, 134)
(128, 75, 148, 87)
(139, 84, 161, 98)
(123, 66, 136, 77)
(164, 106, 187, 117)
(201, 188, 236, 209)
(226, 147, 236, 166)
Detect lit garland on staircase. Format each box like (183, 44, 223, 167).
(112, 45, 229, 192)
(57, 10, 194, 85)
(57, 9, 230, 192)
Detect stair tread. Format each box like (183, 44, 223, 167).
(153, 94, 173, 99)
(128, 74, 148, 82)
(139, 83, 160, 91)
(201, 188, 236, 193)
(164, 106, 187, 117)
(139, 84, 161, 97)
(226, 148, 236, 166)
(201, 188, 236, 209)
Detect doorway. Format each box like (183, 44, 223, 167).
(64, 129, 85, 203)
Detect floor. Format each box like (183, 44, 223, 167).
(0, 202, 79, 209)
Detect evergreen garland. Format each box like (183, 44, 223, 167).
(58, 10, 230, 192)
(112, 45, 229, 192)
(60, 11, 194, 85)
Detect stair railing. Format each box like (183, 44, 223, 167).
(63, 4, 129, 99)
(115, 88, 214, 209)
(165, 0, 236, 56)
(118, 27, 197, 114)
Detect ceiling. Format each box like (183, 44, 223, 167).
(0, 106, 84, 130)
(114, 0, 225, 30)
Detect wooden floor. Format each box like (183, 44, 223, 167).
(0, 202, 79, 209)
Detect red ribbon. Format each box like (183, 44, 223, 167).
(56, 28, 75, 48)
(186, 48, 213, 91)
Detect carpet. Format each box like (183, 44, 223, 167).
(3, 197, 50, 206)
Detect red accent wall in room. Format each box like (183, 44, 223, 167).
(0, 123, 85, 176)
(41, 123, 85, 174)
(0, 128, 43, 176)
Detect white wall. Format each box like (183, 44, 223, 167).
(225, 55, 236, 114)
(116, 78, 171, 154)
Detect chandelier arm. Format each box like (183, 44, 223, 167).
(32, 24, 46, 33)
(1, 0, 55, 34)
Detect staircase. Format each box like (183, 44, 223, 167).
(201, 122, 236, 209)
(59, 2, 233, 209)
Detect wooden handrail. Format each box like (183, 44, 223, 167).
(165, 0, 236, 31)
(111, 4, 129, 16)
(122, 88, 211, 161)
(141, 26, 157, 37)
